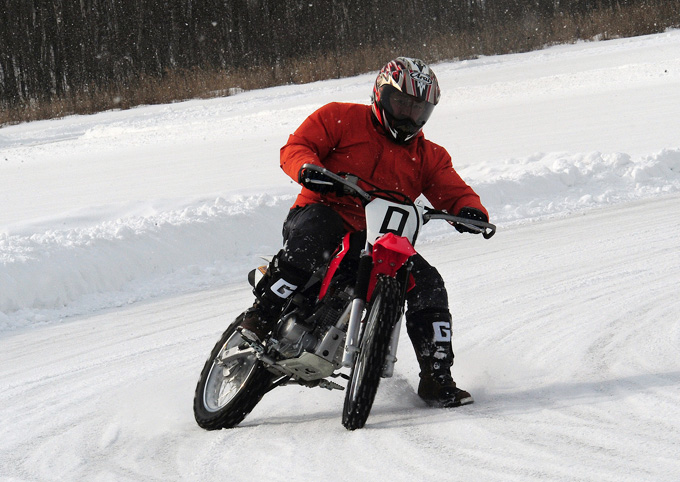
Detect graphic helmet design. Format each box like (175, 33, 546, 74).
(371, 57, 441, 144)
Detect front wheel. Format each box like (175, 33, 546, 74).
(342, 276, 402, 430)
(193, 313, 275, 430)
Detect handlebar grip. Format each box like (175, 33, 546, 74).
(300, 164, 371, 202)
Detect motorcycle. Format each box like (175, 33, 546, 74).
(193, 164, 496, 430)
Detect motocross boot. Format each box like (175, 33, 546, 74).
(238, 302, 278, 344)
(406, 309, 474, 408)
(238, 255, 309, 344)
(416, 372, 473, 408)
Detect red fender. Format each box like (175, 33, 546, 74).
(367, 232, 416, 301)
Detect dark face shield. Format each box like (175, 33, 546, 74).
(380, 85, 435, 127)
(378, 85, 436, 142)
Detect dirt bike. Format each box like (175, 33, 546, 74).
(193, 164, 496, 430)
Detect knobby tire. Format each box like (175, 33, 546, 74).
(342, 276, 402, 430)
(193, 313, 275, 430)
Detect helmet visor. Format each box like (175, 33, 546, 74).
(379, 84, 436, 128)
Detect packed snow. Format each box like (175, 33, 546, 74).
(1, 31, 680, 481)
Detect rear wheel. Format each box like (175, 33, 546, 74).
(193, 313, 275, 430)
(342, 276, 402, 430)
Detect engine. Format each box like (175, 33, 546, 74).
(273, 283, 354, 360)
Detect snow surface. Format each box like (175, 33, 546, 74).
(1, 31, 680, 481)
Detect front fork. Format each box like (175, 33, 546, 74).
(341, 252, 412, 377)
(382, 260, 411, 377)
(342, 253, 372, 367)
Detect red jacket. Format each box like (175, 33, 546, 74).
(280, 102, 488, 232)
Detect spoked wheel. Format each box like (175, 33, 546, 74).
(342, 276, 401, 430)
(193, 314, 275, 430)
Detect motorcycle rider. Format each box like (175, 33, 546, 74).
(239, 57, 489, 408)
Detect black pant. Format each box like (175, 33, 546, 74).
(279, 204, 450, 319)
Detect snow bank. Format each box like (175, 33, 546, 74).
(2, 148, 679, 331)
(0, 195, 291, 330)
(468, 148, 680, 222)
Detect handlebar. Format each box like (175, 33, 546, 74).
(300, 163, 496, 239)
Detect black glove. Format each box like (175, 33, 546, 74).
(298, 167, 336, 194)
(454, 207, 488, 234)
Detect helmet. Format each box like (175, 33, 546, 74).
(371, 57, 441, 144)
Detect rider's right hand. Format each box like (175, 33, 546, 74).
(298, 166, 336, 194)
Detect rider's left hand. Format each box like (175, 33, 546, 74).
(454, 207, 488, 234)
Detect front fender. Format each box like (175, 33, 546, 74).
(367, 233, 416, 301)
